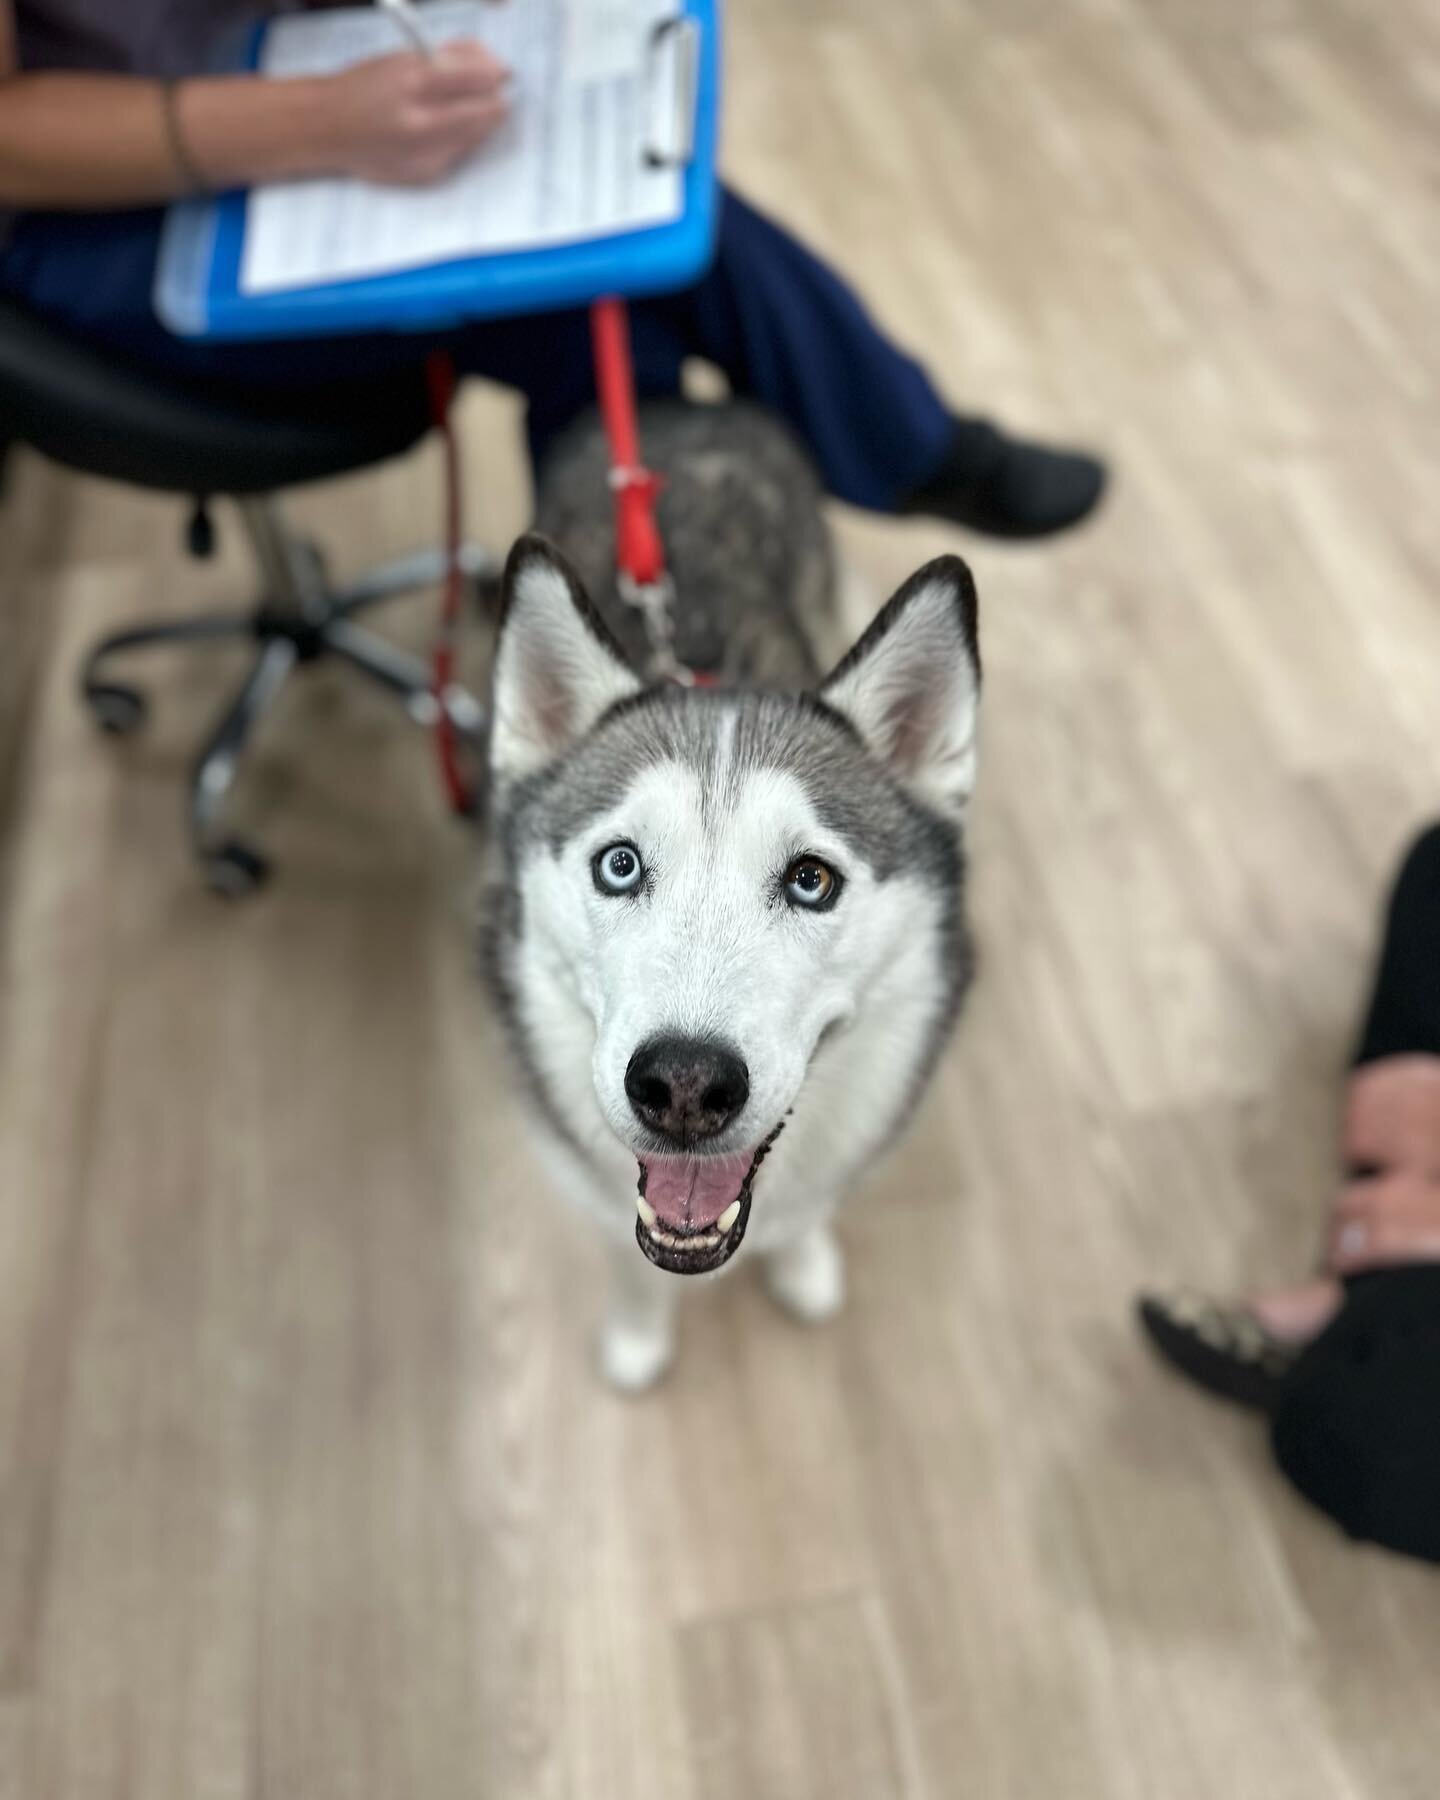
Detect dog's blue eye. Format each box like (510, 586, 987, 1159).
(595, 843, 644, 895)
(784, 856, 839, 909)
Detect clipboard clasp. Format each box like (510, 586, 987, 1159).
(643, 15, 701, 170)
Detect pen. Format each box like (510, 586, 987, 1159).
(377, 0, 436, 61)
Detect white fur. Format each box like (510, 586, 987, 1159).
(597, 1240, 679, 1391)
(489, 557, 640, 783)
(504, 751, 955, 1388)
(763, 1222, 847, 1323)
(822, 574, 980, 820)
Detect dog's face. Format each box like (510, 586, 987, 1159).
(488, 537, 980, 1274)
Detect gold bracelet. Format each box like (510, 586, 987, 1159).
(160, 80, 207, 195)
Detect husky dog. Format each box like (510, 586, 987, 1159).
(483, 402, 981, 1390)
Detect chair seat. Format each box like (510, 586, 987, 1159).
(0, 296, 433, 494)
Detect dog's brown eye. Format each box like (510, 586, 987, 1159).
(784, 857, 839, 909)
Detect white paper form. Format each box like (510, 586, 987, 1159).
(240, 0, 684, 296)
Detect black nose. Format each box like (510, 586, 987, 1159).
(624, 1035, 750, 1145)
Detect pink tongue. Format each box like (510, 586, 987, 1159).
(640, 1154, 751, 1230)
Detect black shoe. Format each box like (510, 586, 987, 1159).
(903, 417, 1107, 539)
(1136, 1289, 1300, 1414)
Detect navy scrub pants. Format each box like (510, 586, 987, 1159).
(0, 186, 954, 512)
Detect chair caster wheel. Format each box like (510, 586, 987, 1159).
(202, 839, 271, 899)
(86, 682, 148, 736)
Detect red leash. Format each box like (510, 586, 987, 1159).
(425, 300, 698, 815)
(591, 295, 713, 685)
(590, 295, 668, 590)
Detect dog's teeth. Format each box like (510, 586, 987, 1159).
(636, 1194, 658, 1229)
(716, 1200, 741, 1234)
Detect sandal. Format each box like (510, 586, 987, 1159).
(1136, 1289, 1301, 1414)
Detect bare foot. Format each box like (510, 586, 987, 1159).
(1245, 1277, 1343, 1344)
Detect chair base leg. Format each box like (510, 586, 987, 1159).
(188, 636, 298, 897)
(331, 542, 497, 620)
(80, 612, 256, 739)
(79, 496, 490, 894)
(323, 616, 486, 744)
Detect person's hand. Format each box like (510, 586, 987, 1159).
(1327, 1057, 1440, 1273)
(1328, 1170, 1440, 1272)
(1342, 1055, 1440, 1176)
(318, 42, 510, 186)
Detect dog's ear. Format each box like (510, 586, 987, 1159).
(490, 534, 642, 781)
(820, 556, 981, 820)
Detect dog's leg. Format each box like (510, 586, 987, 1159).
(763, 1221, 847, 1325)
(599, 1242, 680, 1393)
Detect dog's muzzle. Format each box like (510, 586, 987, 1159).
(633, 1122, 785, 1275)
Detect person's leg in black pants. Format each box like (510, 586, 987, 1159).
(1269, 825, 1440, 1562)
(1140, 824, 1440, 1564)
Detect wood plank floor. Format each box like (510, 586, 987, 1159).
(4, 0, 1440, 1794)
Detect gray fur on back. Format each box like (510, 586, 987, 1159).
(531, 399, 835, 689)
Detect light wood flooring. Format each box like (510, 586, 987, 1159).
(4, 0, 1440, 1793)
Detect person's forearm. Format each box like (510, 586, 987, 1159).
(0, 72, 340, 209)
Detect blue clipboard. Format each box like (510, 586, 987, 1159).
(156, 1, 721, 342)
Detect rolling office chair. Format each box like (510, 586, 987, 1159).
(0, 294, 492, 895)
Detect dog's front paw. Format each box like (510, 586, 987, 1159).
(598, 1315, 676, 1394)
(763, 1225, 846, 1325)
